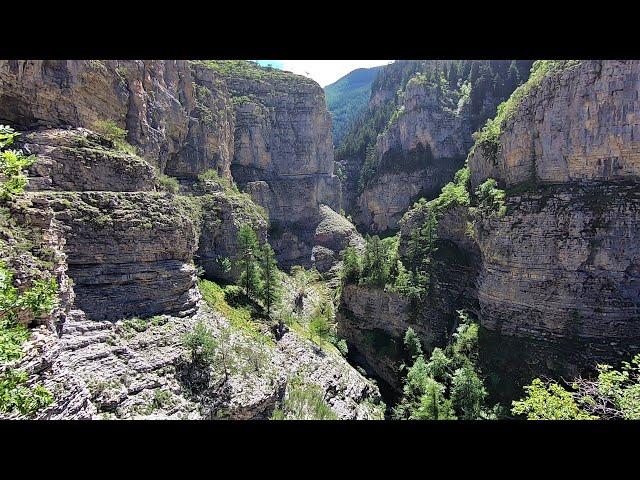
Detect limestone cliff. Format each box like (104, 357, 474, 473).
(208, 61, 342, 268)
(467, 60, 640, 392)
(338, 60, 640, 402)
(0, 60, 347, 271)
(0, 61, 381, 420)
(338, 60, 533, 234)
(0, 60, 235, 180)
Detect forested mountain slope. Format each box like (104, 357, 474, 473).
(325, 65, 383, 146)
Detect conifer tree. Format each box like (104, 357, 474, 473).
(236, 225, 262, 298)
(258, 242, 281, 317)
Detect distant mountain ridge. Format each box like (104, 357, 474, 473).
(324, 65, 384, 145)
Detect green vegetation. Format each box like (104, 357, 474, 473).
(0, 125, 36, 200)
(1, 262, 58, 362)
(236, 225, 263, 299)
(0, 368, 53, 417)
(475, 178, 506, 217)
(121, 317, 149, 334)
(324, 65, 383, 145)
(198, 279, 272, 345)
(271, 377, 338, 420)
(193, 60, 315, 85)
(183, 320, 218, 367)
(429, 166, 471, 213)
(341, 231, 435, 304)
(258, 243, 281, 317)
(393, 310, 498, 420)
(279, 266, 347, 355)
(0, 262, 56, 417)
(511, 379, 595, 420)
(157, 174, 179, 194)
(91, 119, 137, 155)
(513, 353, 640, 420)
(336, 60, 534, 193)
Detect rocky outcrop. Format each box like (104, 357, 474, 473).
(342, 61, 530, 235)
(1, 60, 346, 270)
(4, 302, 382, 420)
(463, 61, 640, 389)
(1, 60, 382, 420)
(469, 60, 640, 189)
(20, 128, 157, 192)
(219, 65, 342, 266)
(194, 182, 268, 282)
(356, 158, 463, 233)
(312, 204, 364, 276)
(353, 79, 472, 232)
(45, 191, 200, 321)
(0, 60, 235, 180)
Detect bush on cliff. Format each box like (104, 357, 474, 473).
(512, 353, 640, 420)
(0, 125, 36, 200)
(92, 119, 137, 155)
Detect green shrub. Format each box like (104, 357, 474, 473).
(182, 320, 218, 367)
(513, 353, 640, 420)
(511, 379, 595, 420)
(157, 174, 179, 194)
(91, 119, 137, 155)
(271, 378, 338, 420)
(475, 178, 506, 217)
(0, 368, 53, 417)
(199, 279, 271, 345)
(0, 125, 37, 200)
(122, 317, 148, 333)
(1, 262, 58, 362)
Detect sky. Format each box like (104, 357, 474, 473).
(255, 60, 393, 87)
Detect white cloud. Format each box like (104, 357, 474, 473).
(277, 60, 393, 87)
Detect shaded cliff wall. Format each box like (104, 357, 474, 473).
(338, 60, 640, 402)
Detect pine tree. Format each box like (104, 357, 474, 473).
(341, 245, 362, 284)
(403, 327, 423, 362)
(451, 364, 487, 420)
(236, 225, 262, 298)
(259, 242, 281, 317)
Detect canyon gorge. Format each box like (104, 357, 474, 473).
(1, 59, 638, 419)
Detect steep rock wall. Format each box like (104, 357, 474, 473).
(0, 60, 235, 180)
(353, 76, 496, 233)
(469, 60, 640, 189)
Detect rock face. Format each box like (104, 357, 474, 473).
(0, 60, 235, 180)
(338, 60, 640, 402)
(20, 128, 157, 192)
(312, 204, 364, 276)
(47, 191, 201, 321)
(339, 60, 534, 235)
(194, 182, 268, 282)
(0, 60, 345, 269)
(469, 60, 640, 189)
(356, 158, 463, 233)
(465, 61, 640, 390)
(6, 305, 382, 420)
(353, 79, 472, 232)
(222, 68, 342, 267)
